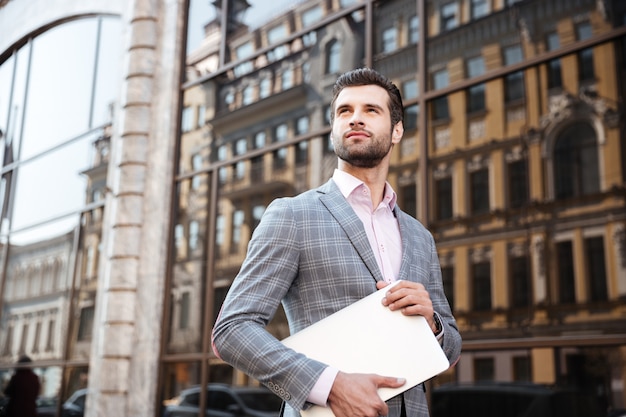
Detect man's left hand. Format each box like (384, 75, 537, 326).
(377, 280, 439, 334)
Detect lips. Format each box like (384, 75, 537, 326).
(345, 130, 371, 139)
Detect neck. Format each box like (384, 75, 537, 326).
(338, 160, 389, 207)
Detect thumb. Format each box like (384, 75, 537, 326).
(376, 376, 406, 388)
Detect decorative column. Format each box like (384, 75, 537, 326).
(86, 0, 185, 416)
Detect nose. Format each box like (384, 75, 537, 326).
(349, 110, 365, 127)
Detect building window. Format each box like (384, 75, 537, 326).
(302, 6, 323, 27)
(576, 22, 595, 82)
(274, 123, 288, 142)
(432, 69, 450, 120)
(466, 56, 486, 113)
(510, 256, 531, 308)
(32, 322, 41, 353)
(296, 116, 309, 135)
(400, 183, 416, 218)
(508, 159, 528, 208)
(235, 41, 254, 60)
(191, 153, 203, 190)
(19, 324, 29, 353)
(273, 148, 288, 169)
(403, 79, 419, 100)
(252, 203, 265, 231)
(254, 131, 266, 149)
(409, 15, 419, 44)
(78, 306, 95, 341)
(471, 0, 489, 19)
(197, 105, 206, 127)
(242, 85, 254, 105)
(554, 123, 599, 199)
(556, 241, 576, 304)
(585, 236, 608, 302)
(231, 208, 245, 250)
(546, 32, 563, 89)
(281, 68, 294, 90)
(216, 215, 225, 247)
(174, 224, 184, 252)
(470, 168, 489, 215)
(325, 40, 341, 74)
(259, 78, 272, 99)
(513, 356, 532, 382)
(189, 220, 199, 250)
(504, 45, 524, 102)
(181, 106, 194, 132)
(382, 27, 397, 53)
(3, 326, 13, 355)
(474, 357, 494, 381)
(235, 138, 247, 155)
(179, 292, 190, 329)
(404, 104, 419, 131)
(267, 24, 287, 44)
(472, 261, 492, 311)
(295, 141, 308, 164)
(46, 320, 55, 351)
(440, 2, 459, 32)
(441, 266, 454, 311)
(435, 177, 453, 220)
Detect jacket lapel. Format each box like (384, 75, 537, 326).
(394, 207, 413, 282)
(317, 180, 383, 283)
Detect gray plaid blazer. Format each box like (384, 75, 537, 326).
(212, 179, 462, 417)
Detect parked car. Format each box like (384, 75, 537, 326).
(431, 382, 605, 417)
(35, 396, 59, 417)
(163, 383, 282, 417)
(61, 388, 87, 417)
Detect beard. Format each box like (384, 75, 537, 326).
(332, 129, 393, 168)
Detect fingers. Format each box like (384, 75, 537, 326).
(381, 281, 433, 317)
(328, 373, 404, 417)
(376, 375, 407, 389)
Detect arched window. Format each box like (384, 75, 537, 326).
(325, 40, 341, 74)
(554, 123, 599, 199)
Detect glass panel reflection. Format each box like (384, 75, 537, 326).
(0, 363, 62, 417)
(0, 219, 79, 364)
(11, 131, 101, 234)
(63, 366, 89, 415)
(167, 178, 209, 354)
(161, 361, 202, 415)
(91, 17, 123, 128)
(67, 209, 103, 361)
(21, 19, 99, 159)
(0, 44, 31, 187)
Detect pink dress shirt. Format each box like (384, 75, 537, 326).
(306, 170, 402, 406)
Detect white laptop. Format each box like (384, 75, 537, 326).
(281, 281, 450, 417)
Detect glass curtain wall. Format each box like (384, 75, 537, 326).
(170, 0, 626, 416)
(0, 16, 121, 415)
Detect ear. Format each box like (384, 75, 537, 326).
(391, 121, 404, 144)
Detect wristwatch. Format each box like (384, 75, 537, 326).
(432, 312, 443, 335)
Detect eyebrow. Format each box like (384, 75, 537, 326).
(335, 102, 385, 112)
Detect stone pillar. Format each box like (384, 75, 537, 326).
(86, 0, 185, 416)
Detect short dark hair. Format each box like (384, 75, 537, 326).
(330, 68, 404, 127)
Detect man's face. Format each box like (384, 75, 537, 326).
(331, 85, 403, 168)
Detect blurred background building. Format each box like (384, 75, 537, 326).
(0, 0, 624, 416)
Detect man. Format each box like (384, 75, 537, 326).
(3, 355, 40, 417)
(212, 68, 461, 417)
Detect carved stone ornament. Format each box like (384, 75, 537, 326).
(541, 89, 619, 130)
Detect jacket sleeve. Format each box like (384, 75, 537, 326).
(211, 198, 327, 410)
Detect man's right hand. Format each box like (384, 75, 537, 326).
(326, 371, 406, 417)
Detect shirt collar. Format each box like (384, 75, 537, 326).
(332, 169, 397, 210)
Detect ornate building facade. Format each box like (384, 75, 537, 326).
(0, 0, 624, 416)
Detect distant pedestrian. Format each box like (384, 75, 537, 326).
(3, 355, 40, 417)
